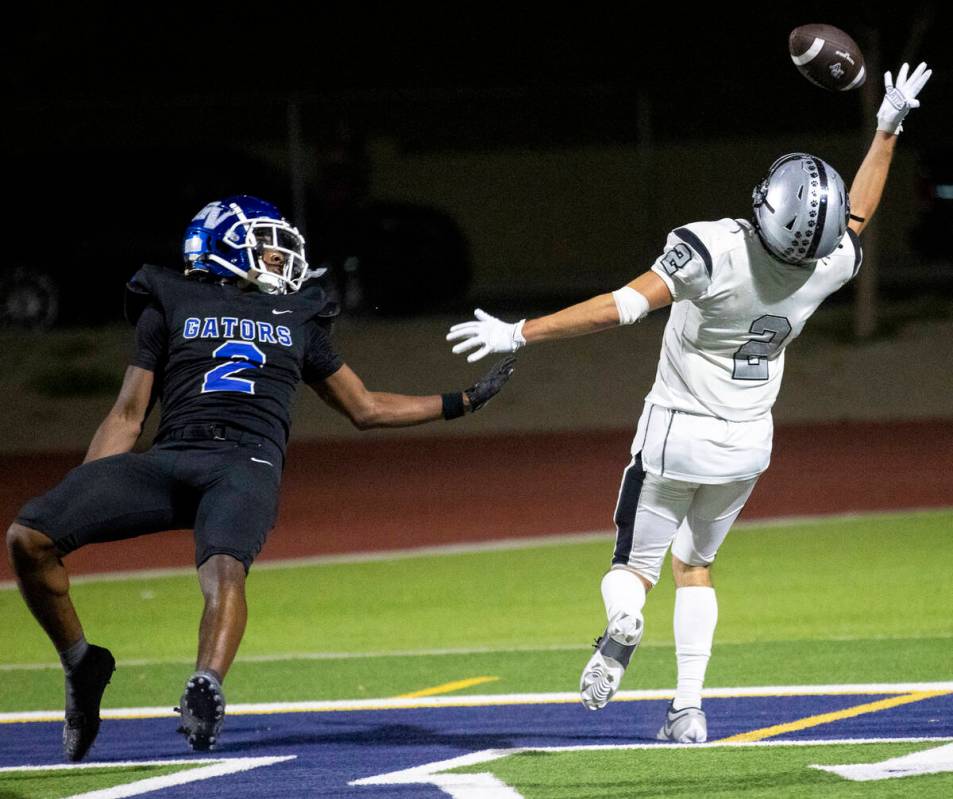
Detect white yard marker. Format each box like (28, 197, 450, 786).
(812, 742, 953, 781)
(352, 749, 526, 799)
(0, 756, 295, 799)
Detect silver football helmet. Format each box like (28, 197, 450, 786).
(751, 153, 850, 264)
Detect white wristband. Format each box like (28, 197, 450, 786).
(612, 287, 650, 325)
(513, 319, 527, 349)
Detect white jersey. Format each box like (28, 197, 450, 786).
(646, 218, 862, 423)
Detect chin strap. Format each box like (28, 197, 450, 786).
(251, 270, 284, 294)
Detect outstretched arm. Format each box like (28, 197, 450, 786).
(310, 357, 516, 429)
(849, 62, 931, 236)
(84, 366, 155, 462)
(522, 271, 672, 343)
(447, 270, 672, 362)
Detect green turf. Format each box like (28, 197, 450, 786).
(0, 763, 205, 799)
(1, 510, 951, 713)
(452, 742, 953, 798)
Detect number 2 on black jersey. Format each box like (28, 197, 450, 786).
(202, 341, 266, 394)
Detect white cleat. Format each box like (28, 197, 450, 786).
(579, 613, 643, 710)
(657, 704, 707, 743)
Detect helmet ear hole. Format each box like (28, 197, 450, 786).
(752, 180, 769, 209)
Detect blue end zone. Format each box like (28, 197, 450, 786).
(2, 693, 952, 797)
(775, 692, 953, 741)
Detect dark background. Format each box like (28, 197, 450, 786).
(2, 5, 950, 325)
(6, 7, 948, 146)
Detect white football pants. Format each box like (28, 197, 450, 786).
(611, 454, 758, 585)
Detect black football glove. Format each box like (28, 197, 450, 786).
(465, 355, 517, 412)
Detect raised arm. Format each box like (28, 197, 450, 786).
(84, 366, 155, 462)
(310, 357, 515, 429)
(849, 62, 931, 235)
(447, 270, 672, 363)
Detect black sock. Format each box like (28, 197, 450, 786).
(59, 636, 89, 673)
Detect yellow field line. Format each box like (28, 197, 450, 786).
(396, 676, 500, 699)
(719, 690, 951, 743)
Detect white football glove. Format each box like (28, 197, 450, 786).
(447, 308, 526, 363)
(876, 61, 932, 135)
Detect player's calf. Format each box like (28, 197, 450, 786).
(579, 613, 643, 710)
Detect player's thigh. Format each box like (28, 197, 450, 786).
(613, 459, 698, 585)
(15, 451, 183, 556)
(671, 476, 759, 567)
(192, 445, 282, 572)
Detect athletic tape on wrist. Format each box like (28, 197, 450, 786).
(513, 319, 527, 349)
(441, 392, 466, 420)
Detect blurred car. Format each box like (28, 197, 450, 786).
(319, 200, 471, 315)
(0, 148, 470, 328)
(910, 147, 953, 282)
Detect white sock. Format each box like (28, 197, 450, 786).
(673, 586, 717, 710)
(600, 569, 647, 625)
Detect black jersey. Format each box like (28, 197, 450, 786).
(125, 265, 342, 452)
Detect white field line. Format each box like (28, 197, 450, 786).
(0, 756, 296, 799)
(5, 632, 953, 673)
(0, 643, 593, 672)
(3, 682, 953, 725)
(0, 530, 617, 590)
(0, 757, 285, 773)
(2, 506, 949, 591)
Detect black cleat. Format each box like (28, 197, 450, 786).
(175, 672, 225, 751)
(63, 644, 116, 762)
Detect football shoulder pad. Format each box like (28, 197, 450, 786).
(295, 280, 340, 321)
(124, 264, 190, 325)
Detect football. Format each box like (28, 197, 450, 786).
(788, 24, 866, 91)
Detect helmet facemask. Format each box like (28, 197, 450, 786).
(217, 208, 309, 295)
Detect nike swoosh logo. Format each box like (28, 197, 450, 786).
(250, 457, 274, 466)
(272, 309, 293, 315)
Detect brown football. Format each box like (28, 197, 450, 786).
(789, 24, 866, 91)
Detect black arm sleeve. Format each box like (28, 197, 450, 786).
(130, 304, 168, 372)
(302, 321, 343, 383)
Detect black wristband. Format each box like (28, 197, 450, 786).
(441, 392, 466, 420)
(849, 213, 866, 223)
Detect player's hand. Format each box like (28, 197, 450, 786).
(876, 62, 931, 135)
(447, 308, 527, 363)
(465, 355, 517, 412)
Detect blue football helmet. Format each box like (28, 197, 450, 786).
(182, 195, 318, 294)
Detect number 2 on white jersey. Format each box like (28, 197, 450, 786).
(732, 315, 792, 381)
